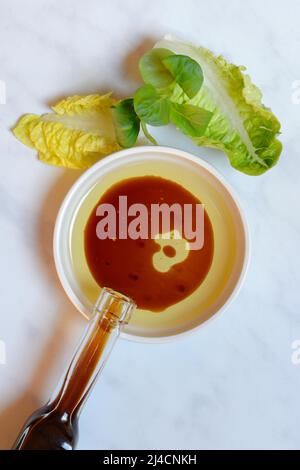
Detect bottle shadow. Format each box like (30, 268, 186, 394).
(0, 169, 85, 450)
(0, 308, 81, 450)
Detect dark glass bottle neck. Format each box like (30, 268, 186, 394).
(49, 288, 135, 417)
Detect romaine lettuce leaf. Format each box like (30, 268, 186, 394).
(13, 94, 121, 169)
(155, 35, 282, 175)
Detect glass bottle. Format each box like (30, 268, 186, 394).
(13, 288, 136, 450)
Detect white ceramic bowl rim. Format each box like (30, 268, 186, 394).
(53, 146, 250, 343)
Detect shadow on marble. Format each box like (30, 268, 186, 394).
(0, 307, 78, 450)
(0, 170, 87, 449)
(122, 36, 157, 84)
(36, 169, 83, 294)
(46, 35, 158, 106)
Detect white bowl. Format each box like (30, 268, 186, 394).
(53, 146, 249, 342)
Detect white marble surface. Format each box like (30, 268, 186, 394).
(0, 0, 300, 450)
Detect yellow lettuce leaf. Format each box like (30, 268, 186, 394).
(13, 93, 121, 169)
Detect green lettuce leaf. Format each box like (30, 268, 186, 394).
(170, 103, 213, 137)
(111, 98, 140, 148)
(13, 94, 121, 169)
(139, 48, 175, 88)
(155, 35, 282, 175)
(134, 84, 171, 126)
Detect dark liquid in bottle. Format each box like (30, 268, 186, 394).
(13, 314, 112, 450)
(85, 176, 214, 312)
(13, 406, 79, 450)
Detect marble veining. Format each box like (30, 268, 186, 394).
(0, 0, 300, 450)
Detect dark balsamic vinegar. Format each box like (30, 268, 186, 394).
(13, 405, 79, 450)
(85, 176, 214, 312)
